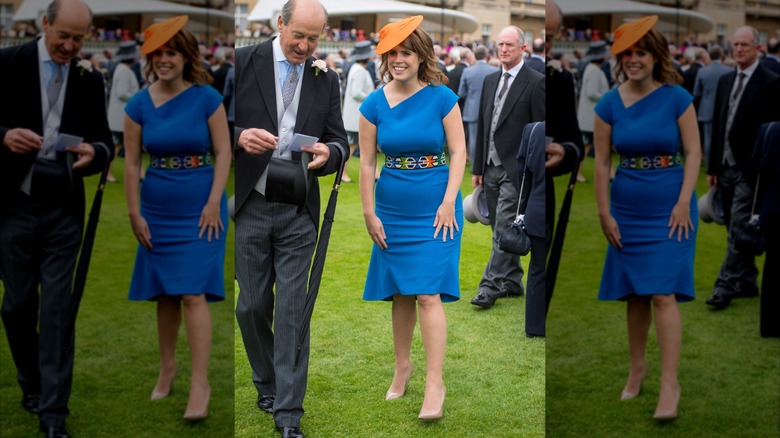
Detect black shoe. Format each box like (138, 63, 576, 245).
(257, 394, 274, 414)
(40, 426, 70, 438)
(733, 288, 759, 299)
(525, 333, 545, 338)
(470, 291, 497, 309)
(502, 289, 524, 298)
(22, 393, 40, 414)
(706, 291, 732, 309)
(277, 426, 305, 438)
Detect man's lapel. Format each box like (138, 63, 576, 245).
(498, 68, 526, 127)
(251, 42, 278, 131)
(483, 72, 498, 120)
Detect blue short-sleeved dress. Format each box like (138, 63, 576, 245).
(594, 85, 697, 302)
(125, 85, 227, 302)
(360, 85, 463, 303)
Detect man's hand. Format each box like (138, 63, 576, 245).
(471, 175, 482, 188)
(3, 128, 43, 154)
(69, 143, 95, 169)
(545, 141, 565, 169)
(301, 142, 330, 169)
(239, 128, 278, 154)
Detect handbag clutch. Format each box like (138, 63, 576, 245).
(499, 214, 532, 256)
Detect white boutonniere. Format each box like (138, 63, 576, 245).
(312, 59, 328, 76)
(547, 60, 562, 75)
(77, 59, 93, 76)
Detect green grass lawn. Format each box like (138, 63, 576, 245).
(546, 157, 780, 437)
(234, 157, 545, 437)
(0, 156, 235, 437)
(6, 152, 772, 437)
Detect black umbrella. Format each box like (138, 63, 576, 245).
(294, 147, 347, 371)
(65, 144, 112, 342)
(545, 146, 582, 314)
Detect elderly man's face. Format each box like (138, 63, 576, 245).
(277, 2, 326, 65)
(42, 3, 92, 65)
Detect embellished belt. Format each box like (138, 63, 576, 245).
(619, 153, 681, 170)
(150, 154, 213, 170)
(385, 154, 446, 170)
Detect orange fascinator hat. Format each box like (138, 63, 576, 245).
(610, 15, 659, 55)
(376, 15, 424, 55)
(141, 15, 189, 55)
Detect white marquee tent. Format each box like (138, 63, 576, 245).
(13, 0, 234, 32)
(248, 0, 480, 35)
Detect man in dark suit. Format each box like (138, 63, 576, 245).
(761, 38, 780, 74)
(458, 46, 499, 161)
(232, 1, 348, 437)
(470, 26, 545, 309)
(446, 47, 470, 113)
(682, 46, 707, 94)
(515, 121, 546, 337)
(212, 46, 234, 99)
(525, 37, 545, 74)
(693, 45, 732, 164)
(706, 26, 780, 310)
(544, 0, 584, 314)
(0, 1, 113, 437)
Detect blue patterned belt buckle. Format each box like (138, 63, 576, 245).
(619, 153, 681, 170)
(384, 154, 446, 170)
(150, 154, 213, 170)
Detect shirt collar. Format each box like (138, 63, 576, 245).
(273, 37, 301, 71)
(502, 59, 524, 78)
(737, 58, 759, 79)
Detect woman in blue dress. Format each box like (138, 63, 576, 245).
(594, 16, 701, 421)
(123, 16, 231, 420)
(358, 16, 466, 421)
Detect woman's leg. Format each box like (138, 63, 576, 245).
(622, 295, 651, 399)
(652, 294, 682, 418)
(417, 294, 447, 417)
(386, 294, 416, 399)
(341, 144, 357, 182)
(152, 296, 181, 399)
(182, 294, 212, 416)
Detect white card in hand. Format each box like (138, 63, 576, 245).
(54, 133, 84, 152)
(288, 133, 319, 152)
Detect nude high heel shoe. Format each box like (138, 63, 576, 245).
(150, 366, 178, 401)
(653, 384, 681, 421)
(620, 366, 647, 401)
(418, 385, 446, 420)
(183, 384, 211, 421)
(385, 366, 413, 401)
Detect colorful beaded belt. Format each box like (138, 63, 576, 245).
(619, 153, 681, 170)
(385, 154, 446, 170)
(150, 154, 212, 170)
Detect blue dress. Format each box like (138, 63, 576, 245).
(594, 85, 697, 302)
(125, 85, 227, 302)
(360, 85, 462, 303)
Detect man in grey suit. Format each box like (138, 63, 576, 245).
(232, 0, 348, 436)
(458, 46, 499, 162)
(470, 26, 545, 309)
(706, 26, 780, 310)
(0, 1, 113, 436)
(693, 45, 732, 164)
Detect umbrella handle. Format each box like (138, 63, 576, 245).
(332, 144, 348, 189)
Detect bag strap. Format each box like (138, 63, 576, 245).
(750, 121, 775, 216)
(515, 122, 541, 219)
